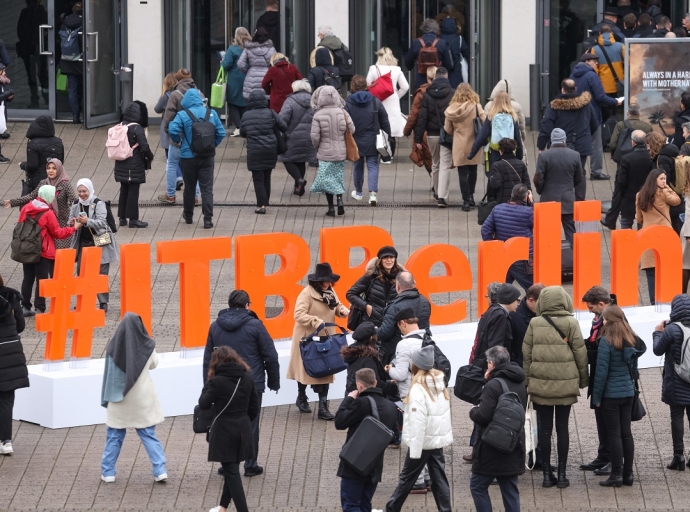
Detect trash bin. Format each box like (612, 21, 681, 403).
(120, 64, 134, 112)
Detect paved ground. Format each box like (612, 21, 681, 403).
(0, 122, 675, 511)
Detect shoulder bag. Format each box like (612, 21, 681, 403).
(272, 112, 288, 155)
(435, 102, 453, 149)
(83, 204, 112, 247)
(193, 377, 241, 435)
(300, 322, 349, 378)
(595, 43, 625, 97)
(369, 65, 394, 102)
(524, 395, 538, 469)
(341, 109, 360, 161)
(372, 99, 392, 159)
(477, 192, 497, 225)
(627, 363, 646, 421)
(454, 364, 486, 404)
(473, 104, 482, 136)
(542, 314, 569, 343)
(347, 277, 375, 331)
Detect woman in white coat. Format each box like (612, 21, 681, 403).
(366, 47, 409, 163)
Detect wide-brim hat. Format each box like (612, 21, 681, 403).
(308, 262, 340, 283)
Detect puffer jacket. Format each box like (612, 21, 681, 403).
(653, 294, 690, 406)
(488, 154, 531, 204)
(168, 88, 225, 159)
(261, 60, 303, 113)
(536, 92, 598, 156)
(377, 289, 432, 364)
(17, 199, 76, 260)
(162, 78, 204, 130)
(404, 83, 429, 137)
(240, 89, 287, 171)
(278, 91, 317, 164)
(346, 257, 400, 327)
(0, 286, 29, 393)
(113, 102, 153, 183)
(19, 115, 65, 190)
(388, 331, 426, 398)
(414, 77, 454, 143)
(308, 47, 340, 92)
(341, 342, 398, 397)
(592, 336, 638, 406)
(522, 286, 589, 406)
(403, 369, 453, 458)
(481, 202, 533, 254)
(590, 32, 624, 95)
(238, 40, 276, 100)
(345, 91, 391, 157)
(310, 86, 355, 162)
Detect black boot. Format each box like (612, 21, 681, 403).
(557, 463, 569, 488)
(622, 471, 634, 486)
(317, 397, 335, 420)
(542, 471, 558, 488)
(668, 452, 686, 471)
(600, 469, 623, 487)
(295, 384, 311, 414)
(336, 195, 345, 215)
(326, 194, 335, 217)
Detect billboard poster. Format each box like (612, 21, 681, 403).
(626, 39, 690, 137)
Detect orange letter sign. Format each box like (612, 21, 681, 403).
(120, 243, 152, 333)
(477, 238, 529, 314)
(573, 201, 602, 310)
(533, 202, 562, 286)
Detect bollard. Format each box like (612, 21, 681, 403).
(529, 64, 541, 132)
(120, 64, 134, 111)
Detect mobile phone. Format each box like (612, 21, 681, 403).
(79, 212, 87, 217)
(395, 401, 405, 411)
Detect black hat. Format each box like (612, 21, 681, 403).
(308, 262, 340, 283)
(352, 322, 377, 342)
(393, 307, 416, 323)
(496, 284, 521, 305)
(581, 52, 599, 62)
(377, 246, 398, 259)
(604, 7, 619, 16)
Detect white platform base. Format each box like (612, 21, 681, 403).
(14, 306, 668, 429)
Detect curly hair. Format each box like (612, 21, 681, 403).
(350, 75, 368, 93)
(450, 82, 480, 106)
(644, 131, 666, 159)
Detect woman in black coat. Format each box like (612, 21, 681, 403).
(653, 293, 690, 471)
(19, 115, 65, 192)
(308, 47, 340, 91)
(199, 346, 260, 512)
(0, 274, 28, 455)
(240, 89, 288, 214)
(341, 322, 398, 397)
(113, 101, 153, 228)
(488, 138, 531, 204)
(346, 246, 403, 327)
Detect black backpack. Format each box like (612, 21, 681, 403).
(182, 107, 216, 157)
(332, 45, 354, 81)
(421, 335, 451, 386)
(480, 378, 525, 454)
(11, 211, 47, 264)
(93, 198, 118, 233)
(612, 120, 634, 164)
(321, 68, 342, 90)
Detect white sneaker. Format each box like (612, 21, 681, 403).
(230, 128, 240, 137)
(209, 507, 221, 512)
(369, 192, 377, 206)
(154, 473, 168, 482)
(101, 475, 115, 483)
(351, 190, 363, 201)
(380, 159, 392, 165)
(0, 441, 13, 455)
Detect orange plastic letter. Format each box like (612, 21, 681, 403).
(404, 244, 472, 324)
(477, 238, 529, 314)
(611, 226, 682, 306)
(156, 238, 232, 348)
(319, 226, 395, 306)
(235, 233, 310, 339)
(573, 201, 602, 310)
(120, 243, 152, 333)
(533, 202, 562, 286)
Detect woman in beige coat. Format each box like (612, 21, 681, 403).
(287, 263, 349, 420)
(444, 83, 485, 211)
(636, 168, 681, 304)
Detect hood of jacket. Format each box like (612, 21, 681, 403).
(314, 86, 343, 109)
(174, 78, 197, 94)
(342, 342, 379, 364)
(26, 114, 55, 139)
(440, 17, 457, 35)
(215, 307, 254, 332)
(348, 91, 373, 106)
(670, 294, 690, 323)
(660, 143, 680, 158)
(122, 102, 142, 124)
(258, 10, 280, 30)
(289, 90, 312, 109)
(63, 12, 83, 30)
(320, 34, 343, 52)
(247, 89, 269, 109)
(646, 5, 662, 18)
(571, 62, 595, 80)
(550, 91, 591, 111)
(180, 88, 204, 110)
(489, 362, 525, 384)
(314, 46, 333, 67)
(427, 77, 453, 99)
(423, 370, 448, 395)
(489, 79, 516, 101)
(597, 32, 616, 46)
(445, 100, 478, 123)
(0, 287, 20, 322)
(536, 286, 574, 317)
(214, 361, 248, 379)
(245, 40, 274, 54)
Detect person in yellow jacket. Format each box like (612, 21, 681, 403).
(590, 25, 625, 96)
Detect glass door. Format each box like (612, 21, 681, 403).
(283, 0, 314, 76)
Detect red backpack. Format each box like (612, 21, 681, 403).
(416, 37, 440, 74)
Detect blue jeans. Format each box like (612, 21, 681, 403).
(166, 144, 199, 198)
(66, 74, 82, 122)
(340, 477, 377, 512)
(353, 155, 379, 193)
(101, 426, 167, 478)
(470, 473, 520, 512)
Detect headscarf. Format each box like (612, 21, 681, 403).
(76, 178, 96, 206)
(46, 158, 69, 186)
(37, 185, 56, 206)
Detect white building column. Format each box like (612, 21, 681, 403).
(127, 0, 164, 117)
(500, 0, 536, 116)
(314, 1, 349, 46)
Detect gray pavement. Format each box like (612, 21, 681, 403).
(0, 122, 674, 511)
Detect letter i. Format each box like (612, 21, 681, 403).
(573, 201, 602, 311)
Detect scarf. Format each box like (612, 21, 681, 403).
(312, 284, 338, 310)
(46, 159, 69, 215)
(76, 178, 96, 206)
(588, 315, 604, 349)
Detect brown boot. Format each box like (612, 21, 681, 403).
(157, 194, 175, 204)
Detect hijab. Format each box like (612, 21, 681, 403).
(45, 158, 69, 214)
(37, 185, 56, 205)
(76, 178, 96, 206)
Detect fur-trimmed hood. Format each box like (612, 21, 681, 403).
(364, 257, 406, 276)
(549, 91, 591, 111)
(342, 342, 380, 363)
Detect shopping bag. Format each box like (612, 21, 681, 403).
(209, 67, 226, 109)
(376, 130, 391, 159)
(524, 396, 538, 469)
(56, 70, 68, 93)
(0, 105, 5, 134)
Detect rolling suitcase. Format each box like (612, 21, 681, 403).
(562, 240, 574, 283)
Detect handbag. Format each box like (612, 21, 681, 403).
(346, 278, 374, 331)
(84, 207, 112, 247)
(368, 66, 394, 102)
(209, 67, 227, 109)
(524, 395, 537, 469)
(453, 364, 486, 404)
(193, 378, 241, 434)
(56, 70, 67, 93)
(0, 105, 5, 134)
(300, 322, 349, 378)
(477, 192, 497, 225)
(627, 363, 646, 421)
(272, 114, 288, 155)
(435, 103, 453, 150)
(372, 99, 392, 159)
(473, 104, 482, 136)
(342, 109, 360, 162)
(596, 43, 625, 97)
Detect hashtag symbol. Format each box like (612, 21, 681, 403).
(36, 247, 109, 361)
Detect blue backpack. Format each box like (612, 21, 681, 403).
(59, 24, 82, 61)
(489, 113, 514, 150)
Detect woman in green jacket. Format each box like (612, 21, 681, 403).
(523, 286, 588, 490)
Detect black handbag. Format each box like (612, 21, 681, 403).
(435, 103, 453, 150)
(628, 363, 646, 422)
(346, 278, 374, 331)
(300, 322, 349, 378)
(473, 104, 482, 136)
(193, 378, 241, 435)
(454, 364, 486, 404)
(273, 114, 288, 154)
(477, 192, 497, 225)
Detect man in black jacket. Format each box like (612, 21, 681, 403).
(473, 284, 520, 370)
(509, 283, 544, 366)
(335, 368, 398, 512)
(204, 290, 280, 477)
(255, 0, 280, 52)
(672, 92, 690, 150)
(377, 272, 432, 365)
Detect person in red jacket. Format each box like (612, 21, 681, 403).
(261, 53, 303, 113)
(18, 185, 78, 316)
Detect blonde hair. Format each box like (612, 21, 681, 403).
(161, 72, 178, 96)
(234, 27, 252, 48)
(271, 52, 288, 65)
(451, 83, 480, 106)
(487, 91, 517, 121)
(375, 47, 398, 66)
(426, 66, 438, 80)
(404, 367, 450, 404)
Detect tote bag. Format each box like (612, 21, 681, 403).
(524, 396, 538, 469)
(0, 105, 5, 134)
(56, 70, 68, 93)
(300, 322, 348, 378)
(210, 67, 227, 109)
(342, 109, 360, 162)
(368, 66, 394, 102)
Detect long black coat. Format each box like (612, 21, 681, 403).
(346, 259, 399, 327)
(653, 295, 690, 406)
(473, 303, 512, 370)
(414, 77, 454, 142)
(489, 154, 531, 204)
(0, 286, 29, 393)
(345, 91, 391, 157)
(618, 145, 654, 219)
(341, 342, 398, 397)
(199, 362, 260, 463)
(240, 89, 288, 171)
(377, 289, 432, 364)
(508, 298, 535, 366)
(20, 116, 65, 190)
(113, 102, 153, 184)
(672, 108, 690, 149)
(536, 92, 598, 156)
(334, 387, 399, 482)
(470, 363, 526, 477)
(278, 91, 317, 164)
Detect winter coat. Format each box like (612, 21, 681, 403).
(0, 286, 29, 393)
(537, 92, 598, 156)
(311, 86, 355, 162)
(58, 13, 83, 76)
(199, 362, 260, 463)
(653, 294, 690, 406)
(19, 116, 65, 190)
(286, 285, 349, 385)
(468, 116, 524, 162)
(388, 331, 426, 398)
(240, 89, 287, 171)
(522, 286, 588, 406)
(377, 289, 432, 363)
(470, 363, 527, 476)
(608, 116, 653, 155)
(404, 34, 451, 89)
(590, 32, 625, 95)
(278, 91, 318, 164)
(439, 17, 470, 89)
(17, 199, 76, 259)
(473, 303, 513, 371)
(592, 18, 625, 41)
(68, 200, 120, 264)
(414, 77, 454, 143)
(481, 202, 533, 254)
(346, 257, 400, 327)
(204, 307, 280, 392)
(318, 34, 347, 53)
(113, 102, 153, 183)
(221, 44, 247, 107)
(345, 91, 391, 157)
(672, 108, 690, 149)
(341, 342, 398, 397)
(484, 80, 527, 144)
(489, 154, 531, 203)
(308, 47, 340, 91)
(404, 83, 429, 137)
(403, 369, 453, 458)
(255, 10, 281, 52)
(238, 40, 276, 100)
(509, 298, 536, 366)
(591, 337, 638, 406)
(335, 387, 398, 482)
(10, 177, 76, 249)
(168, 88, 225, 159)
(444, 101, 485, 167)
(153, 92, 172, 149)
(365, 65, 409, 137)
(636, 187, 681, 269)
(162, 78, 205, 130)
(618, 145, 654, 219)
(106, 352, 164, 429)
(0, 39, 9, 67)
(261, 60, 303, 113)
(570, 62, 618, 125)
(534, 145, 583, 215)
(656, 144, 680, 188)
